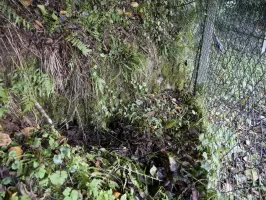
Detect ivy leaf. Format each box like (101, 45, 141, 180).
(69, 190, 79, 200)
(53, 154, 63, 165)
(49, 170, 68, 186)
(63, 187, 71, 196)
(69, 165, 78, 173)
(11, 160, 21, 170)
(49, 137, 58, 149)
(39, 178, 49, 185)
(33, 138, 41, 147)
(60, 147, 71, 159)
(33, 161, 39, 168)
(36, 166, 46, 179)
(2, 177, 12, 185)
(120, 194, 127, 200)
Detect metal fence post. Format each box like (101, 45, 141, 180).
(196, 0, 218, 86)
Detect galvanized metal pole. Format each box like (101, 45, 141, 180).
(196, 0, 218, 85)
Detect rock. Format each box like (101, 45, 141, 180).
(0, 132, 12, 146)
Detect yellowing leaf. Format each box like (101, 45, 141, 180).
(131, 2, 139, 8)
(0, 132, 12, 146)
(124, 12, 132, 17)
(112, 191, 121, 199)
(9, 146, 23, 159)
(22, 127, 36, 136)
(60, 10, 67, 15)
(169, 110, 175, 115)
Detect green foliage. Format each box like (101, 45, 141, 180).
(114, 91, 201, 138)
(198, 124, 238, 198)
(0, 60, 53, 116)
(0, 1, 31, 29)
(65, 35, 91, 56)
(0, 79, 9, 117)
(49, 170, 68, 186)
(105, 38, 145, 82)
(0, 126, 151, 199)
(63, 187, 79, 200)
(37, 4, 60, 32)
(10, 64, 53, 113)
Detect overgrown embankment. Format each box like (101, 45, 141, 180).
(0, 0, 198, 128)
(0, 91, 208, 199)
(0, 0, 208, 199)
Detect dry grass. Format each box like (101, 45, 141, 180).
(0, 25, 90, 124)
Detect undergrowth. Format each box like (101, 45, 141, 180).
(0, 126, 140, 199)
(0, 0, 211, 199)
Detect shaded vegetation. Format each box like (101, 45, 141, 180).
(0, 0, 212, 199)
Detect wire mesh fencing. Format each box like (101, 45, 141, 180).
(194, 0, 266, 198)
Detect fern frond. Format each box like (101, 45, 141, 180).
(0, 1, 31, 29)
(65, 35, 91, 56)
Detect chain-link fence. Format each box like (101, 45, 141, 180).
(193, 0, 266, 198)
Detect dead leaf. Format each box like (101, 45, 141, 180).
(169, 111, 175, 115)
(8, 146, 23, 159)
(171, 98, 177, 102)
(245, 169, 259, 182)
(6, 186, 17, 200)
(116, 8, 124, 15)
(34, 20, 44, 29)
(112, 190, 121, 199)
(22, 127, 36, 136)
(224, 182, 233, 192)
(95, 160, 101, 168)
(169, 157, 177, 172)
(131, 2, 139, 8)
(0, 132, 12, 146)
(191, 189, 199, 200)
(21, 0, 32, 7)
(175, 106, 181, 110)
(145, 111, 155, 117)
(60, 10, 67, 15)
